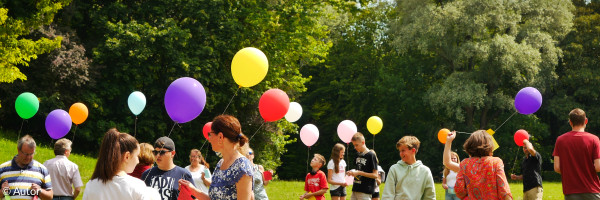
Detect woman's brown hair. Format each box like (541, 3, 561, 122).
(91, 128, 139, 183)
(330, 143, 345, 173)
(212, 115, 248, 147)
(463, 130, 494, 157)
(191, 149, 210, 168)
(138, 143, 155, 166)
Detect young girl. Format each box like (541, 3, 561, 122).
(185, 149, 212, 193)
(442, 152, 460, 200)
(327, 143, 347, 200)
(83, 128, 159, 200)
(454, 130, 512, 200)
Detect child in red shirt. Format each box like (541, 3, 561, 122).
(300, 154, 329, 200)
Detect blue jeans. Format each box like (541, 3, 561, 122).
(445, 189, 460, 200)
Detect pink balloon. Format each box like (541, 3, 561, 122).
(300, 124, 319, 147)
(202, 122, 212, 140)
(337, 120, 357, 143)
(514, 129, 530, 146)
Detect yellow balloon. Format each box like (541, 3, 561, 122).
(69, 103, 88, 125)
(231, 47, 268, 87)
(367, 116, 383, 135)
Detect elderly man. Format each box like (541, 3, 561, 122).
(1, 135, 53, 200)
(44, 139, 83, 200)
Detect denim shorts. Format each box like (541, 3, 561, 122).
(330, 186, 347, 197)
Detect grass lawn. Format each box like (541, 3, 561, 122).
(267, 181, 565, 199)
(0, 136, 566, 200)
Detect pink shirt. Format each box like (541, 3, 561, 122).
(43, 155, 83, 196)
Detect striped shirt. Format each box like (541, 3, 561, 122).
(0, 156, 52, 200)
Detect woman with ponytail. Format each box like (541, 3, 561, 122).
(179, 115, 253, 200)
(83, 128, 159, 200)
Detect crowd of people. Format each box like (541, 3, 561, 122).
(1, 108, 600, 200)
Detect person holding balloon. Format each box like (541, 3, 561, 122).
(454, 130, 512, 200)
(441, 151, 460, 200)
(244, 147, 269, 200)
(179, 115, 253, 200)
(510, 138, 542, 200)
(185, 149, 212, 194)
(327, 143, 348, 200)
(442, 131, 461, 200)
(553, 108, 600, 199)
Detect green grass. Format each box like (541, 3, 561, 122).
(267, 181, 565, 200)
(0, 137, 96, 200)
(0, 137, 567, 200)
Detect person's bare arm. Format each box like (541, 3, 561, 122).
(554, 156, 561, 174)
(73, 187, 82, 199)
(444, 132, 460, 172)
(594, 159, 600, 172)
(523, 140, 537, 156)
(327, 169, 346, 186)
(304, 188, 328, 198)
(236, 174, 254, 200)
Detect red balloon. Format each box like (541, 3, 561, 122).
(514, 129, 530, 146)
(258, 89, 290, 122)
(202, 122, 212, 140)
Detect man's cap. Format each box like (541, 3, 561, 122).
(155, 136, 175, 151)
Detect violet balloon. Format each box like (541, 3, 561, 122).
(45, 109, 72, 139)
(164, 77, 207, 123)
(514, 87, 542, 115)
(300, 124, 319, 147)
(337, 120, 357, 143)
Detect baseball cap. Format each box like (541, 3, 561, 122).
(155, 136, 175, 151)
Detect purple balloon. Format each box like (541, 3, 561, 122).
(164, 77, 207, 123)
(45, 109, 72, 139)
(514, 87, 542, 115)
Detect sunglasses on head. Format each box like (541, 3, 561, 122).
(248, 152, 253, 155)
(152, 150, 172, 156)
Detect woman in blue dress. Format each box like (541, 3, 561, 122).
(180, 115, 254, 200)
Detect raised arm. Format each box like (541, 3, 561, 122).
(523, 140, 537, 156)
(443, 131, 460, 172)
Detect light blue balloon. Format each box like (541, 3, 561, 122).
(128, 91, 146, 116)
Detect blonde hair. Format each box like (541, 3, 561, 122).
(443, 151, 459, 177)
(396, 136, 420, 151)
(314, 154, 326, 167)
(138, 143, 155, 166)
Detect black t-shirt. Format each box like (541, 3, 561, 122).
(141, 166, 195, 200)
(521, 152, 543, 192)
(352, 150, 378, 194)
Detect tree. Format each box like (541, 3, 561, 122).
(0, 0, 72, 106)
(391, 0, 574, 130)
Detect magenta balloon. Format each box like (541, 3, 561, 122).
(300, 124, 319, 147)
(514, 87, 542, 115)
(164, 77, 207, 123)
(337, 120, 357, 143)
(45, 109, 72, 139)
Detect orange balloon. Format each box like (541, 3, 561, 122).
(438, 128, 450, 144)
(69, 103, 88, 125)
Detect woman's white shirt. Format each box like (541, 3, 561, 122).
(83, 174, 160, 200)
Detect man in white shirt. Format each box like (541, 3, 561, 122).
(44, 138, 83, 200)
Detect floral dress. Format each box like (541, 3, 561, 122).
(209, 157, 254, 200)
(455, 156, 513, 200)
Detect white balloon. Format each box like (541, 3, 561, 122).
(284, 102, 303, 122)
(300, 124, 319, 147)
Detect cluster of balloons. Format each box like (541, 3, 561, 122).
(15, 92, 90, 139)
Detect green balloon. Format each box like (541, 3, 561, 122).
(15, 92, 39, 119)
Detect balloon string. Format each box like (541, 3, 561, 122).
(222, 87, 240, 115)
(166, 122, 177, 138)
(346, 143, 350, 170)
(510, 146, 521, 175)
(494, 111, 518, 133)
(134, 116, 138, 137)
(306, 147, 310, 173)
(72, 125, 78, 143)
(456, 131, 472, 135)
(199, 139, 208, 152)
(17, 119, 24, 142)
(248, 122, 265, 141)
(373, 135, 375, 151)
